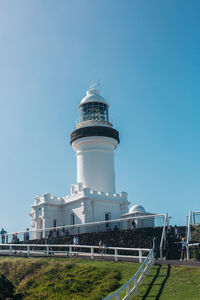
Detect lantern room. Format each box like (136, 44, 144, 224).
(78, 89, 109, 123)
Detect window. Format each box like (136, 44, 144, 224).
(105, 212, 111, 228)
(79, 102, 109, 123)
(70, 213, 75, 225)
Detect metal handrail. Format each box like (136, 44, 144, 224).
(187, 211, 192, 244)
(188, 243, 200, 247)
(186, 210, 193, 260)
(159, 213, 168, 259)
(1, 214, 166, 238)
(0, 243, 150, 262)
(103, 247, 154, 300)
(192, 211, 200, 226)
(76, 116, 113, 126)
(186, 211, 200, 260)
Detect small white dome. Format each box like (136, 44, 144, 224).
(129, 205, 146, 214)
(79, 89, 109, 106)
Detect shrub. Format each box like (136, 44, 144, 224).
(0, 274, 15, 300)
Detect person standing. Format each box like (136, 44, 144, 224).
(11, 233, 19, 244)
(0, 228, 7, 244)
(73, 234, 79, 255)
(180, 237, 188, 260)
(24, 228, 30, 242)
(174, 225, 179, 239)
(62, 225, 65, 237)
(103, 242, 107, 255)
(131, 220, 136, 230)
(98, 241, 103, 254)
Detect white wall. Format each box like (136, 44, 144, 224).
(72, 136, 118, 193)
(44, 205, 64, 228)
(63, 201, 85, 225)
(31, 189, 129, 235)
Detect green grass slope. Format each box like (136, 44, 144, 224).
(0, 257, 200, 299)
(0, 257, 139, 300)
(135, 264, 200, 300)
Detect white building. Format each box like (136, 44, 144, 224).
(30, 88, 130, 234)
(122, 205, 155, 228)
(30, 88, 156, 236)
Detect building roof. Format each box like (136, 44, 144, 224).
(129, 204, 146, 214)
(79, 89, 109, 106)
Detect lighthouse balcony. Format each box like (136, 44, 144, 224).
(76, 117, 113, 129)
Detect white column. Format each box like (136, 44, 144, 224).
(72, 136, 118, 193)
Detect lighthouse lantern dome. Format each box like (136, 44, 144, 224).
(79, 89, 109, 123)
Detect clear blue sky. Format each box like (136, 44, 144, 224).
(0, 0, 199, 233)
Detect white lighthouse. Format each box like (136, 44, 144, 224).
(30, 87, 129, 234)
(71, 88, 119, 193)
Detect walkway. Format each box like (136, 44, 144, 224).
(155, 258, 200, 267)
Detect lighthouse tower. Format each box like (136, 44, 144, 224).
(71, 88, 119, 193)
(30, 86, 129, 234)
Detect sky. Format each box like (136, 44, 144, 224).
(0, 0, 199, 233)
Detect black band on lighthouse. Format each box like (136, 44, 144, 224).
(70, 126, 120, 144)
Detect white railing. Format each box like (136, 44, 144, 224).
(187, 243, 200, 260)
(193, 211, 200, 225)
(76, 116, 113, 126)
(186, 210, 200, 244)
(0, 214, 166, 252)
(103, 248, 154, 300)
(186, 211, 193, 243)
(186, 210, 200, 260)
(159, 213, 168, 259)
(189, 243, 200, 247)
(0, 243, 150, 262)
(186, 210, 192, 259)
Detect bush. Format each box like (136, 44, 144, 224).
(0, 274, 15, 299)
(191, 226, 200, 243)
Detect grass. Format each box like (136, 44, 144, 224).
(134, 264, 200, 300)
(0, 257, 139, 299)
(0, 257, 200, 299)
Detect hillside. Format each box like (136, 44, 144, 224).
(0, 257, 200, 299)
(0, 257, 139, 300)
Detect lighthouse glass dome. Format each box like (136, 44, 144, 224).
(79, 102, 109, 122)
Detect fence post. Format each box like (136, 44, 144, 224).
(139, 250, 142, 262)
(9, 245, 12, 256)
(69, 246, 72, 257)
(187, 246, 189, 260)
(141, 267, 145, 284)
(151, 251, 154, 267)
(27, 246, 30, 257)
(46, 246, 49, 256)
(115, 249, 118, 262)
(160, 247, 163, 260)
(91, 247, 94, 259)
(134, 278, 138, 296)
(126, 284, 131, 300)
(146, 261, 149, 275)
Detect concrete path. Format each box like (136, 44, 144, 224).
(155, 258, 200, 267)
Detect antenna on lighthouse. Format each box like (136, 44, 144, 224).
(89, 80, 101, 91)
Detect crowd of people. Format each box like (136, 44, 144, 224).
(0, 228, 30, 244)
(0, 224, 190, 260)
